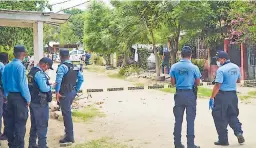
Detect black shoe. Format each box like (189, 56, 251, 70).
(188, 145, 200, 148)
(214, 141, 229, 146)
(59, 137, 75, 144)
(175, 144, 185, 148)
(236, 134, 245, 144)
(28, 145, 38, 148)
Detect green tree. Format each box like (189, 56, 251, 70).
(64, 8, 85, 43)
(59, 22, 79, 44)
(160, 1, 212, 64)
(43, 24, 59, 46)
(110, 1, 150, 66)
(84, 1, 115, 53)
(110, 1, 164, 76)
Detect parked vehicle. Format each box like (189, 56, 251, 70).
(27, 56, 34, 70)
(147, 53, 156, 70)
(69, 49, 85, 62)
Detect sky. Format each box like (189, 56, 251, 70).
(48, 0, 111, 13)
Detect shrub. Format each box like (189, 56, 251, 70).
(89, 53, 105, 66)
(118, 65, 142, 76)
(192, 59, 205, 72)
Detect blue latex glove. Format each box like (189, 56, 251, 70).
(209, 98, 214, 110)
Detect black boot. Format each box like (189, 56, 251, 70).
(59, 137, 75, 143)
(188, 145, 200, 148)
(214, 141, 229, 146)
(236, 134, 245, 144)
(175, 144, 185, 148)
(28, 145, 38, 148)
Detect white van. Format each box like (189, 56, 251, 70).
(69, 49, 85, 61)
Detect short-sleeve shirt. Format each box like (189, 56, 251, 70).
(170, 59, 201, 89)
(215, 62, 240, 91)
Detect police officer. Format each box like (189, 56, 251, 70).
(28, 57, 54, 148)
(162, 47, 170, 74)
(2, 45, 31, 148)
(209, 51, 245, 146)
(0, 52, 8, 140)
(170, 46, 201, 148)
(55, 49, 84, 144)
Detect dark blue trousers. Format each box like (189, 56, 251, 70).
(212, 91, 243, 143)
(173, 90, 196, 148)
(2, 102, 7, 135)
(60, 90, 77, 140)
(0, 89, 4, 134)
(161, 62, 170, 74)
(29, 103, 49, 148)
(5, 93, 28, 148)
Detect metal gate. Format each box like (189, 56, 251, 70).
(229, 44, 241, 67)
(247, 45, 256, 79)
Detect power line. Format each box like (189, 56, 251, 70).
(50, 0, 72, 6)
(56, 1, 90, 13)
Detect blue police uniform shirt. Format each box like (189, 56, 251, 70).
(2, 59, 31, 102)
(215, 62, 240, 91)
(34, 66, 51, 92)
(55, 60, 84, 93)
(170, 59, 201, 89)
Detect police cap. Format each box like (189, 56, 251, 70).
(181, 46, 192, 56)
(214, 51, 229, 60)
(0, 52, 9, 63)
(14, 45, 26, 53)
(59, 49, 69, 57)
(39, 57, 53, 70)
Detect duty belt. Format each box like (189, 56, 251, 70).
(176, 89, 192, 92)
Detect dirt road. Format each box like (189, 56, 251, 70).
(1, 69, 256, 148)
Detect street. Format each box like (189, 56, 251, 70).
(1, 69, 256, 148)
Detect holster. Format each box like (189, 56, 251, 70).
(46, 91, 53, 102)
(212, 76, 216, 85)
(38, 92, 48, 106)
(193, 85, 198, 97)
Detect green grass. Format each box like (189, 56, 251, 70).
(238, 91, 256, 101)
(197, 87, 212, 98)
(86, 65, 106, 73)
(72, 106, 105, 122)
(133, 83, 145, 86)
(248, 91, 256, 96)
(108, 73, 125, 79)
(160, 87, 176, 93)
(72, 137, 129, 148)
(239, 95, 251, 100)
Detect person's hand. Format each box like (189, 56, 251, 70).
(27, 102, 30, 107)
(3, 97, 7, 104)
(56, 92, 62, 103)
(51, 82, 57, 88)
(209, 98, 214, 110)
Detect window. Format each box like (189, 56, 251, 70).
(78, 50, 84, 54)
(70, 51, 77, 55)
